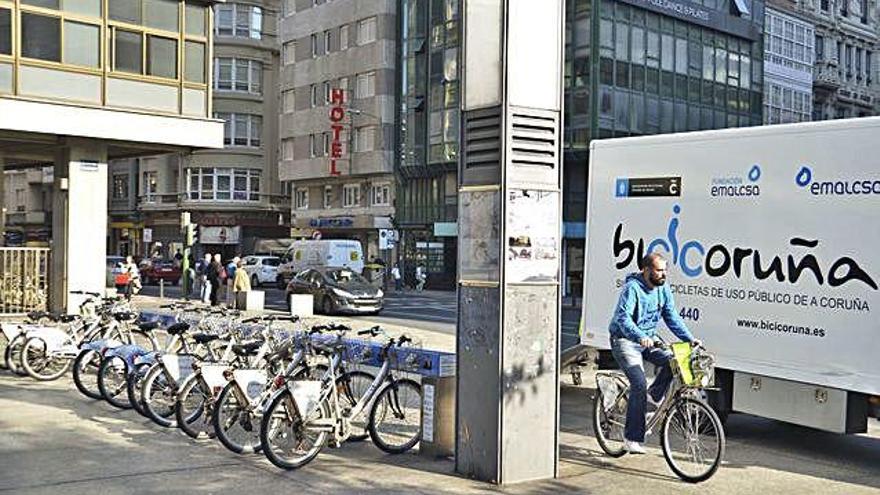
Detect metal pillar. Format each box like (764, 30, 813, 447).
(0, 156, 5, 247)
(456, 0, 565, 485)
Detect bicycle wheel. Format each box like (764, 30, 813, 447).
(22, 337, 71, 381)
(127, 362, 152, 417)
(142, 364, 178, 428)
(339, 370, 375, 442)
(260, 388, 330, 470)
(661, 397, 726, 483)
(368, 378, 422, 454)
(129, 329, 161, 352)
(212, 381, 264, 454)
(592, 385, 628, 458)
(98, 356, 132, 409)
(72, 349, 103, 399)
(4, 334, 27, 376)
(176, 374, 216, 440)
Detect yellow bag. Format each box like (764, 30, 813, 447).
(671, 342, 697, 386)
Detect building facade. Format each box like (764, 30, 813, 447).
(2, 166, 52, 246)
(770, 0, 880, 120)
(278, 0, 398, 265)
(395, 0, 460, 289)
(107, 0, 288, 261)
(763, 6, 814, 124)
(0, 0, 223, 309)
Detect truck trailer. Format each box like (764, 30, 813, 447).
(580, 116, 880, 434)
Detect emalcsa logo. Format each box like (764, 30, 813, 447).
(796, 165, 880, 196)
(709, 164, 761, 198)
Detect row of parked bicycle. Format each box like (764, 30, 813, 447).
(0, 292, 423, 470)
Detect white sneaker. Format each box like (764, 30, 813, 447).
(624, 440, 646, 455)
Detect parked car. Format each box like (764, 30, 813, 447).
(286, 267, 383, 315)
(140, 260, 181, 285)
(106, 256, 126, 289)
(241, 255, 281, 287)
(277, 240, 365, 288)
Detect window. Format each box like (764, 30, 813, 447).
(310, 134, 321, 157)
(21, 13, 61, 62)
(282, 89, 295, 113)
(295, 188, 309, 209)
(371, 183, 390, 206)
(216, 113, 262, 147)
(323, 186, 333, 208)
(145, 0, 179, 32)
(283, 41, 296, 65)
(815, 35, 824, 61)
(821, 0, 828, 10)
(214, 58, 262, 93)
(185, 41, 205, 82)
(356, 72, 375, 99)
(143, 171, 158, 203)
(323, 81, 332, 104)
(354, 126, 375, 152)
(185, 2, 206, 36)
(114, 29, 142, 73)
(186, 168, 261, 201)
(340, 24, 349, 50)
(343, 184, 361, 207)
(215, 3, 262, 39)
(283, 0, 296, 17)
(0, 8, 10, 56)
(147, 35, 177, 78)
(112, 174, 129, 200)
(311, 33, 319, 57)
(282, 138, 294, 160)
(358, 17, 377, 45)
(324, 30, 332, 54)
(867, 51, 873, 84)
(310, 84, 318, 107)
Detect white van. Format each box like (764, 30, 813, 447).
(276, 240, 365, 287)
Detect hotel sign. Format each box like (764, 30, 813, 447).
(617, 0, 761, 40)
(328, 88, 345, 176)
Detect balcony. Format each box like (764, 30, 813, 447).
(138, 193, 290, 212)
(814, 63, 842, 90)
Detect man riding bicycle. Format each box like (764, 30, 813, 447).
(609, 253, 700, 454)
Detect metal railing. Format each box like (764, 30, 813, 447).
(0, 247, 50, 314)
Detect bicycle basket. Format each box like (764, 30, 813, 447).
(671, 343, 714, 387)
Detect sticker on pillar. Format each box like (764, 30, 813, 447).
(78, 160, 99, 172)
(506, 190, 559, 283)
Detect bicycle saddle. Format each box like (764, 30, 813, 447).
(59, 314, 80, 323)
(192, 333, 221, 345)
(232, 341, 263, 357)
(113, 312, 138, 321)
(138, 321, 160, 332)
(167, 322, 190, 335)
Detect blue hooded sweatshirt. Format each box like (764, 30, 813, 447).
(608, 272, 694, 343)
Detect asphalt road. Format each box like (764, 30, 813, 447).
(138, 284, 584, 339)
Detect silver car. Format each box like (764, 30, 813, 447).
(286, 267, 384, 315)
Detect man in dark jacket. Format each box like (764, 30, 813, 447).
(207, 253, 222, 306)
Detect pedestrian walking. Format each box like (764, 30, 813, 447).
(415, 264, 427, 292)
(120, 255, 142, 300)
(199, 253, 212, 304)
(226, 256, 240, 305)
(391, 264, 402, 292)
(233, 258, 251, 309)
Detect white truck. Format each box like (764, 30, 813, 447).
(580, 117, 880, 434)
(275, 240, 365, 287)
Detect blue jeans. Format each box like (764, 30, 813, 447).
(610, 337, 674, 443)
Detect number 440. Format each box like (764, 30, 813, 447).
(679, 307, 701, 321)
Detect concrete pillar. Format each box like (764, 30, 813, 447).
(456, 0, 565, 485)
(50, 139, 108, 312)
(0, 156, 5, 246)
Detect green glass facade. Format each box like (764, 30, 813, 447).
(394, 0, 764, 291)
(396, 0, 460, 288)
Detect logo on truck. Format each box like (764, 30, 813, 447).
(796, 165, 880, 195)
(709, 165, 761, 198)
(613, 204, 878, 290)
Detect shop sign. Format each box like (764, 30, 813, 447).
(201, 226, 241, 245)
(328, 88, 346, 176)
(308, 217, 354, 229)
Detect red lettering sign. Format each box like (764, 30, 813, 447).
(328, 89, 346, 176)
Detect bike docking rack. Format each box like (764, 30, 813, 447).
(139, 310, 457, 458)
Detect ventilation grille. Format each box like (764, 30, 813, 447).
(463, 106, 502, 169)
(509, 111, 558, 168)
